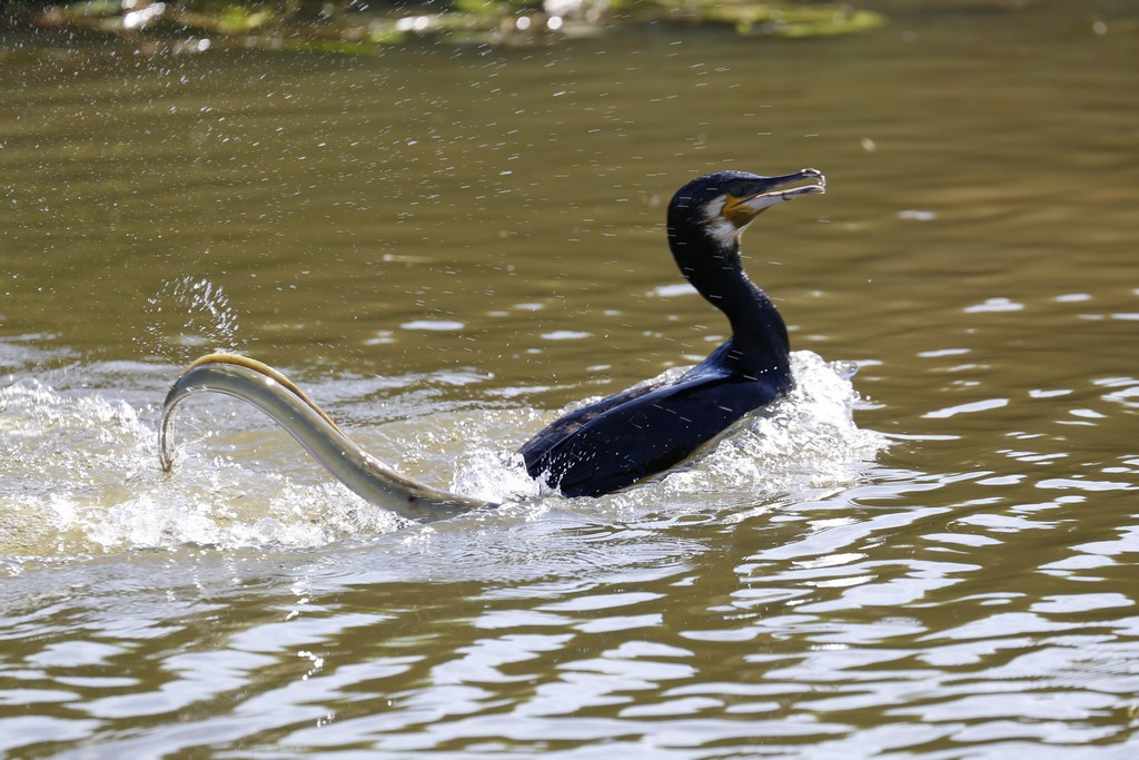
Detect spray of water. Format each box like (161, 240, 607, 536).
(0, 351, 884, 563)
(448, 351, 886, 510)
(139, 275, 243, 360)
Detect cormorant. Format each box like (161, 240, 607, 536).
(159, 169, 825, 521)
(520, 168, 825, 496)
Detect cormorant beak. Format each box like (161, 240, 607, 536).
(723, 168, 826, 228)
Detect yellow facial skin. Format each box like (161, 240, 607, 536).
(719, 170, 827, 229)
(721, 193, 768, 228)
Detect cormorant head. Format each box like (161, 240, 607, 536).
(667, 169, 826, 249)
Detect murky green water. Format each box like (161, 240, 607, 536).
(3, 2, 1139, 754)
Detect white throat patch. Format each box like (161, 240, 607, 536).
(702, 197, 738, 248)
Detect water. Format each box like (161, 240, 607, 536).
(3, 1, 1139, 754)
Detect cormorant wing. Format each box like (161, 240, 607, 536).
(519, 380, 665, 465)
(523, 372, 777, 497)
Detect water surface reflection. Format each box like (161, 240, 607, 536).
(3, 1, 1139, 754)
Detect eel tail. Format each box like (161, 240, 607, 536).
(159, 353, 494, 522)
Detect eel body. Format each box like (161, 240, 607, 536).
(159, 353, 492, 522)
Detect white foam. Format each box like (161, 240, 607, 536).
(0, 381, 404, 558)
(656, 351, 886, 496)
(445, 350, 886, 507)
(0, 350, 883, 558)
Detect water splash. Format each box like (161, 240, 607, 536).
(656, 351, 886, 497)
(448, 350, 886, 507)
(139, 275, 243, 361)
(0, 351, 881, 561)
(0, 381, 404, 562)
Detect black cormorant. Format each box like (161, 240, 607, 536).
(520, 168, 825, 496)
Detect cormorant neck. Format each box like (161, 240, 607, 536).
(667, 222, 790, 380)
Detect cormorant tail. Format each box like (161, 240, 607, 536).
(159, 353, 493, 522)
